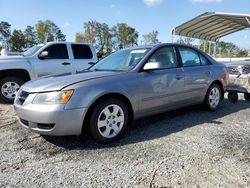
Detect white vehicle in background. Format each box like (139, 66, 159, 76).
(0, 42, 98, 103)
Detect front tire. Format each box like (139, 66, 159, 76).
(89, 99, 129, 143)
(0, 77, 24, 103)
(204, 83, 222, 111)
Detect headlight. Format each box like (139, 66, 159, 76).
(32, 90, 74, 105)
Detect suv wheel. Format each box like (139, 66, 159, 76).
(0, 77, 24, 103)
(89, 99, 128, 143)
(204, 83, 222, 111)
(244, 93, 250, 101)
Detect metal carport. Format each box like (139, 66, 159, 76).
(172, 12, 250, 56)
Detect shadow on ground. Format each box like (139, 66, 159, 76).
(43, 99, 250, 150)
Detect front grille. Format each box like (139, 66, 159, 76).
(18, 91, 29, 105)
(227, 65, 250, 75)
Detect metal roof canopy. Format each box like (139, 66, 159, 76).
(172, 12, 250, 42)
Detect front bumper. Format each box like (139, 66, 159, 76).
(14, 94, 87, 136)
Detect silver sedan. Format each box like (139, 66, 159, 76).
(14, 44, 229, 143)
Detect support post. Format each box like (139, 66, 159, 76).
(209, 42, 211, 55)
(172, 28, 176, 43)
(213, 42, 217, 58)
(203, 40, 206, 52)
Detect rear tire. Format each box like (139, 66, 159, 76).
(89, 99, 129, 143)
(204, 83, 222, 111)
(244, 93, 250, 101)
(0, 77, 25, 103)
(228, 91, 238, 103)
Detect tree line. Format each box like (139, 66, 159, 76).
(0, 20, 66, 52)
(177, 37, 249, 58)
(75, 20, 159, 57)
(0, 20, 159, 56)
(0, 20, 249, 57)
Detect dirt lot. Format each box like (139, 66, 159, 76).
(0, 97, 249, 188)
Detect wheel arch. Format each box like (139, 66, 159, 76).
(208, 80, 224, 100)
(81, 92, 134, 134)
(0, 69, 31, 81)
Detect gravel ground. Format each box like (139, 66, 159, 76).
(0, 97, 249, 187)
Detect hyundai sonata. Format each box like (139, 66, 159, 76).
(14, 44, 228, 143)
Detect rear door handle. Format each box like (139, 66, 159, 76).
(205, 71, 211, 75)
(62, 62, 71, 65)
(175, 75, 183, 80)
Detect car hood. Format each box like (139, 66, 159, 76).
(21, 71, 123, 93)
(0, 55, 24, 61)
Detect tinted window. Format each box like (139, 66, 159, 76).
(148, 47, 177, 69)
(72, 44, 93, 59)
(179, 47, 200, 67)
(199, 54, 210, 65)
(43, 44, 68, 59)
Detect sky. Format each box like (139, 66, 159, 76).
(1, 0, 250, 49)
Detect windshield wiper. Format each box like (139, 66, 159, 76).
(93, 69, 124, 72)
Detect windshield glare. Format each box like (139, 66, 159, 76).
(22, 45, 43, 56)
(90, 48, 150, 72)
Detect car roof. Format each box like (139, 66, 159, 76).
(45, 41, 92, 46)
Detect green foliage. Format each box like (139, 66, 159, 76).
(35, 20, 66, 44)
(24, 25, 36, 48)
(75, 32, 85, 42)
(141, 30, 159, 45)
(76, 21, 138, 57)
(82, 21, 99, 44)
(95, 23, 113, 57)
(9, 29, 26, 52)
(112, 23, 138, 49)
(0, 21, 11, 48)
(236, 49, 249, 57)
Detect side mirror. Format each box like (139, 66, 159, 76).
(38, 51, 49, 59)
(143, 62, 162, 71)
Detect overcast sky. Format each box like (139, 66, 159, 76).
(1, 0, 250, 48)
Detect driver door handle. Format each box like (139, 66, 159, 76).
(62, 62, 71, 66)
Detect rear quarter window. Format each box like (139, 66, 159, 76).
(72, 44, 93, 59)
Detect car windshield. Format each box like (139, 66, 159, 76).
(90, 48, 150, 72)
(22, 45, 43, 56)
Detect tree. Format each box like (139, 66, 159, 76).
(141, 30, 159, 45)
(9, 29, 26, 52)
(35, 21, 49, 43)
(75, 32, 85, 42)
(45, 20, 66, 42)
(112, 23, 138, 49)
(24, 25, 36, 48)
(0, 21, 11, 48)
(95, 23, 113, 57)
(236, 49, 249, 57)
(35, 20, 66, 43)
(77, 21, 113, 57)
(82, 20, 99, 44)
(177, 37, 194, 46)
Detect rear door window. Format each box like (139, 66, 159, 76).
(178, 47, 201, 67)
(71, 44, 93, 59)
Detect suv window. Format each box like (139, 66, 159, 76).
(72, 44, 93, 59)
(179, 47, 201, 67)
(148, 47, 177, 69)
(43, 44, 68, 59)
